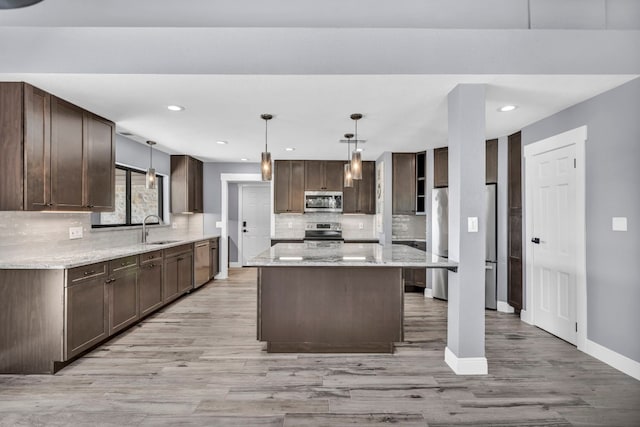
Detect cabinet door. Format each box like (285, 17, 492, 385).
(108, 268, 138, 335)
(392, 153, 417, 215)
(289, 160, 305, 213)
(304, 161, 323, 191)
(323, 161, 344, 191)
(178, 252, 194, 294)
(193, 158, 203, 213)
(66, 276, 108, 358)
(139, 262, 163, 317)
(342, 173, 358, 214)
(433, 147, 448, 188)
(209, 239, 219, 279)
(194, 242, 210, 286)
(274, 161, 290, 213)
(24, 84, 51, 211)
(358, 161, 376, 214)
(163, 256, 180, 303)
(486, 139, 498, 184)
(84, 114, 115, 211)
(51, 97, 85, 210)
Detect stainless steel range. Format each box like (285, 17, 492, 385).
(304, 222, 343, 242)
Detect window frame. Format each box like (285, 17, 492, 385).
(92, 164, 164, 228)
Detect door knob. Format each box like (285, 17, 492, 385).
(243, 229, 248, 233)
(531, 237, 541, 244)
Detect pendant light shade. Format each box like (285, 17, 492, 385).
(343, 133, 354, 188)
(350, 114, 363, 180)
(261, 114, 273, 181)
(146, 141, 157, 190)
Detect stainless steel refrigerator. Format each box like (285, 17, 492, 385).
(431, 184, 497, 309)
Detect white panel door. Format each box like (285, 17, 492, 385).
(531, 144, 577, 345)
(241, 185, 271, 266)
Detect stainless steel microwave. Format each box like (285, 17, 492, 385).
(304, 191, 343, 213)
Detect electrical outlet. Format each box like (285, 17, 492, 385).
(358, 222, 364, 230)
(172, 222, 178, 229)
(288, 222, 293, 229)
(69, 226, 83, 239)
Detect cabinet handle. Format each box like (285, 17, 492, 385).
(83, 270, 96, 276)
(46, 203, 54, 207)
(105, 278, 115, 284)
(177, 257, 184, 261)
(121, 262, 126, 266)
(86, 205, 94, 208)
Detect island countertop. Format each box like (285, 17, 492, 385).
(246, 242, 458, 269)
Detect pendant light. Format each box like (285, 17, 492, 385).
(343, 133, 354, 188)
(260, 114, 273, 181)
(350, 113, 363, 180)
(145, 140, 157, 190)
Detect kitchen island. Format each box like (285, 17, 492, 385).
(247, 242, 457, 353)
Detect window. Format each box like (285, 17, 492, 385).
(92, 165, 164, 228)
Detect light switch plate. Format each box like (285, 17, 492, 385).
(359, 222, 364, 230)
(288, 222, 293, 229)
(69, 226, 83, 239)
(612, 217, 627, 231)
(467, 217, 479, 233)
(172, 222, 178, 229)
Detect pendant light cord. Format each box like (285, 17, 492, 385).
(354, 120, 358, 152)
(265, 118, 268, 152)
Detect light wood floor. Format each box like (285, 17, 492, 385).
(1, 268, 638, 426)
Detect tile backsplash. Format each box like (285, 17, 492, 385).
(274, 213, 376, 240)
(392, 214, 427, 240)
(0, 212, 204, 260)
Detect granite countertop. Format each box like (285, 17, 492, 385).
(0, 235, 220, 270)
(246, 242, 457, 269)
(392, 238, 427, 242)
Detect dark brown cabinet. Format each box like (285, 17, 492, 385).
(304, 160, 344, 191)
(507, 131, 523, 310)
(107, 257, 139, 336)
(65, 263, 109, 359)
(0, 82, 115, 212)
(392, 153, 417, 214)
(486, 139, 498, 184)
(343, 161, 375, 214)
(416, 152, 426, 214)
(274, 160, 305, 213)
(433, 147, 449, 188)
(209, 238, 219, 280)
(163, 244, 194, 303)
(138, 250, 163, 318)
(171, 155, 203, 213)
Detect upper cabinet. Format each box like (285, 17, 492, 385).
(304, 160, 344, 191)
(343, 161, 375, 214)
(0, 82, 115, 212)
(432, 140, 498, 188)
(170, 155, 203, 213)
(274, 160, 305, 213)
(392, 153, 417, 215)
(416, 152, 426, 214)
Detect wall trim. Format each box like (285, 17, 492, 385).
(523, 125, 587, 352)
(520, 308, 533, 325)
(423, 288, 433, 298)
(444, 347, 488, 375)
(229, 262, 242, 268)
(586, 339, 640, 382)
(497, 300, 515, 313)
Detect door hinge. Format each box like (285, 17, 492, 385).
(574, 158, 576, 168)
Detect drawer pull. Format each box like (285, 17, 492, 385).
(177, 257, 184, 261)
(83, 270, 96, 276)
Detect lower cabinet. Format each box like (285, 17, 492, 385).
(138, 258, 163, 318)
(209, 238, 219, 279)
(65, 271, 109, 359)
(107, 266, 139, 335)
(164, 244, 194, 303)
(403, 268, 427, 290)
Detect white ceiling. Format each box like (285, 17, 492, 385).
(1, 1, 638, 163)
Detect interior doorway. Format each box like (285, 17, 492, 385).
(239, 184, 271, 266)
(524, 126, 587, 350)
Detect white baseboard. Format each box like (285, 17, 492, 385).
(424, 288, 433, 298)
(229, 262, 242, 268)
(497, 301, 515, 313)
(444, 347, 488, 375)
(586, 339, 640, 381)
(520, 308, 533, 325)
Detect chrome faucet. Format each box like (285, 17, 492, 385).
(142, 214, 162, 244)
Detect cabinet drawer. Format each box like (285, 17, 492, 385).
(140, 250, 163, 264)
(109, 255, 138, 273)
(164, 243, 193, 258)
(68, 262, 108, 285)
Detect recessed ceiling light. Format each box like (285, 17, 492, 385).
(167, 105, 185, 111)
(216, 140, 228, 145)
(240, 158, 249, 161)
(498, 105, 517, 112)
(285, 147, 295, 152)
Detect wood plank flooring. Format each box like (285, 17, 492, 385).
(1, 268, 638, 426)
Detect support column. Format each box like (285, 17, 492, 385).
(445, 84, 487, 375)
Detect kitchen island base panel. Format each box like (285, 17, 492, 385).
(257, 266, 403, 353)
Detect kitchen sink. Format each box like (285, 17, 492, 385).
(146, 240, 182, 245)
